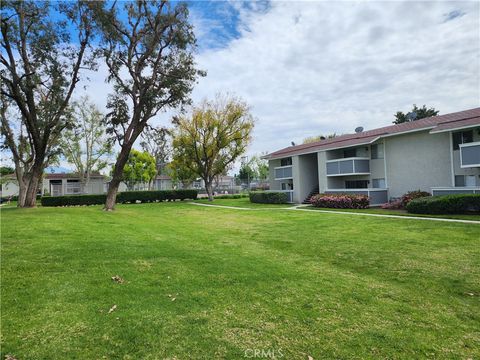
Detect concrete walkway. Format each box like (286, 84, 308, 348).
(188, 202, 480, 225)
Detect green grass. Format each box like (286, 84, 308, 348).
(195, 197, 293, 208)
(305, 206, 480, 221)
(1, 202, 479, 359)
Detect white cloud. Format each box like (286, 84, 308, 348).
(190, 0, 480, 158)
(75, 1, 480, 173)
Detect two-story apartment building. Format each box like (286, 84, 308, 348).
(264, 108, 480, 204)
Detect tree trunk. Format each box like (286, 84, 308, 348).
(205, 179, 214, 201)
(104, 144, 132, 211)
(17, 176, 28, 207)
(23, 162, 42, 207)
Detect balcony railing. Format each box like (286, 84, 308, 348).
(460, 141, 480, 168)
(326, 157, 370, 176)
(274, 165, 293, 180)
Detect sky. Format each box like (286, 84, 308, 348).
(4, 1, 480, 173)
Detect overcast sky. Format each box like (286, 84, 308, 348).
(42, 1, 480, 172)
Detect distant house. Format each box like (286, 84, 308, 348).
(263, 108, 480, 204)
(44, 172, 105, 196)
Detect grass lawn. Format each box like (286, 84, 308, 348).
(1, 202, 479, 359)
(194, 197, 294, 208)
(304, 206, 480, 221)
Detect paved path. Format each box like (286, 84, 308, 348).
(188, 202, 480, 225)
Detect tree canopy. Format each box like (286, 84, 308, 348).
(303, 133, 337, 144)
(1, 1, 102, 206)
(393, 105, 439, 124)
(99, 0, 204, 210)
(121, 149, 156, 191)
(172, 95, 254, 200)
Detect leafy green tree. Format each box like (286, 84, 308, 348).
(1, 1, 102, 207)
(172, 94, 254, 201)
(238, 162, 255, 184)
(99, 0, 204, 210)
(140, 127, 170, 190)
(394, 105, 439, 124)
(60, 96, 112, 193)
(168, 158, 197, 189)
(121, 150, 156, 191)
(252, 155, 269, 182)
(0, 166, 14, 176)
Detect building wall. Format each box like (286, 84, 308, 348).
(385, 130, 451, 198)
(268, 158, 282, 190)
(317, 151, 328, 193)
(452, 127, 480, 186)
(296, 153, 318, 202)
(0, 181, 19, 197)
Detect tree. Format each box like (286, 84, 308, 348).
(60, 96, 112, 193)
(0, 165, 14, 176)
(172, 95, 254, 201)
(140, 126, 170, 190)
(303, 133, 337, 144)
(252, 155, 269, 182)
(121, 149, 156, 191)
(393, 104, 439, 124)
(1, 1, 102, 207)
(168, 158, 197, 189)
(99, 0, 203, 210)
(238, 162, 255, 184)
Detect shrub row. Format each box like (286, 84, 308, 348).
(212, 193, 249, 199)
(381, 190, 431, 210)
(406, 194, 480, 214)
(41, 190, 198, 207)
(310, 193, 369, 209)
(249, 191, 288, 204)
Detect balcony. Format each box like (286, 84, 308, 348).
(460, 141, 480, 168)
(274, 165, 293, 180)
(326, 157, 370, 176)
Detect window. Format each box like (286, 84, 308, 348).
(345, 180, 368, 189)
(281, 182, 293, 190)
(455, 175, 477, 187)
(372, 178, 386, 188)
(371, 143, 384, 159)
(343, 148, 356, 158)
(452, 130, 473, 150)
(280, 157, 292, 166)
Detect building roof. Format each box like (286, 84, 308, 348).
(264, 107, 480, 159)
(44, 172, 106, 180)
(156, 174, 171, 180)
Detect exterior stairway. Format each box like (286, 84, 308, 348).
(302, 186, 319, 204)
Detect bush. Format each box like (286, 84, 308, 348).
(381, 199, 403, 210)
(213, 193, 249, 199)
(41, 190, 198, 207)
(310, 193, 369, 209)
(400, 190, 431, 207)
(249, 191, 288, 204)
(406, 194, 480, 214)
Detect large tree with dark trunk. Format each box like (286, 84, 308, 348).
(100, 0, 203, 210)
(0, 1, 101, 207)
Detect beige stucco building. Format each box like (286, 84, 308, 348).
(264, 108, 480, 204)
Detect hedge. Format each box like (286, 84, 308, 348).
(41, 190, 198, 207)
(406, 194, 480, 214)
(310, 193, 369, 209)
(249, 191, 288, 204)
(382, 190, 431, 210)
(213, 193, 249, 199)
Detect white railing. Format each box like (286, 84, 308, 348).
(274, 165, 293, 180)
(326, 157, 370, 176)
(459, 141, 480, 168)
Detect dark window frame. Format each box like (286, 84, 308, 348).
(452, 130, 473, 150)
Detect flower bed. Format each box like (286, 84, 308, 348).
(310, 193, 369, 209)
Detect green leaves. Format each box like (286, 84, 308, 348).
(122, 149, 157, 190)
(171, 94, 254, 197)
